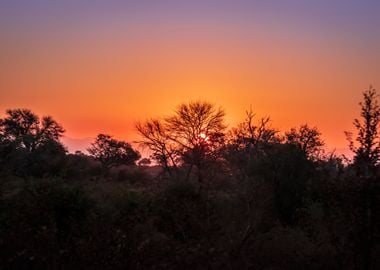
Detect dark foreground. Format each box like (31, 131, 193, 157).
(0, 161, 379, 270)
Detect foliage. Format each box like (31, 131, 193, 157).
(346, 86, 380, 175)
(285, 124, 324, 160)
(222, 109, 279, 182)
(0, 109, 66, 177)
(136, 101, 226, 183)
(0, 109, 64, 152)
(88, 134, 141, 170)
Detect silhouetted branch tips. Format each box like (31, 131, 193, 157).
(346, 86, 380, 175)
(136, 101, 226, 182)
(285, 124, 324, 160)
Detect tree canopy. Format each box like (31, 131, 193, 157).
(88, 134, 141, 170)
(0, 108, 65, 152)
(285, 124, 324, 160)
(346, 86, 380, 174)
(136, 101, 226, 181)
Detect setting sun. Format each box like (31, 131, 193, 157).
(199, 133, 209, 141)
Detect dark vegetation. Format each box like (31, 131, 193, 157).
(0, 87, 379, 269)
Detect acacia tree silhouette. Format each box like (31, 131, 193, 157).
(0, 108, 65, 152)
(136, 119, 179, 177)
(0, 109, 66, 176)
(136, 101, 226, 184)
(88, 134, 140, 172)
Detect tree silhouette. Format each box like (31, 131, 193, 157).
(346, 86, 380, 175)
(228, 108, 278, 150)
(344, 86, 380, 270)
(0, 109, 65, 152)
(285, 124, 324, 160)
(224, 108, 279, 178)
(88, 134, 140, 171)
(136, 101, 226, 183)
(0, 109, 66, 176)
(166, 101, 226, 183)
(136, 119, 179, 176)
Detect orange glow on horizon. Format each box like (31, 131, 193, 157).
(199, 133, 208, 140)
(1, 3, 379, 156)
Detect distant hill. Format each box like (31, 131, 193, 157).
(61, 136, 93, 153)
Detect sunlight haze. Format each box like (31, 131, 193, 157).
(1, 0, 379, 154)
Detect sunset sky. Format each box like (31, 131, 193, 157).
(1, 0, 379, 154)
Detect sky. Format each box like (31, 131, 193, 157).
(1, 0, 379, 154)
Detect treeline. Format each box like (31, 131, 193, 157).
(0, 87, 379, 269)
